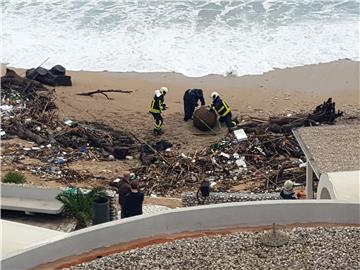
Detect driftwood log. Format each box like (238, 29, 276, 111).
(77, 89, 133, 100)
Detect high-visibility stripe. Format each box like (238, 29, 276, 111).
(149, 99, 162, 113)
(218, 101, 230, 117)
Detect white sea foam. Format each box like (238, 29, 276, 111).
(2, 0, 359, 77)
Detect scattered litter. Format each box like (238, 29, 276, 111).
(235, 157, 247, 168)
(299, 162, 307, 168)
(219, 152, 230, 159)
(0, 105, 13, 112)
(233, 128, 248, 142)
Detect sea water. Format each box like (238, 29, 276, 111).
(1, 0, 359, 77)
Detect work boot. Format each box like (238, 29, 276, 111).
(153, 129, 163, 136)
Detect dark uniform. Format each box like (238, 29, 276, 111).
(280, 190, 298, 200)
(210, 96, 237, 130)
(183, 89, 205, 121)
(149, 93, 166, 135)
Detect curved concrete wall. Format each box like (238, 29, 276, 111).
(2, 200, 360, 270)
(317, 171, 360, 201)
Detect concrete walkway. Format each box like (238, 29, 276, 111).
(1, 220, 67, 258)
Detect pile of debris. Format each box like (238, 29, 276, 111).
(1, 69, 137, 160)
(1, 69, 138, 182)
(135, 132, 304, 196)
(135, 99, 344, 196)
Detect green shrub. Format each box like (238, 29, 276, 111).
(56, 187, 107, 230)
(3, 171, 26, 184)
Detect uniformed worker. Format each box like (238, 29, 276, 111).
(210, 91, 238, 130)
(149, 86, 168, 135)
(183, 88, 205, 121)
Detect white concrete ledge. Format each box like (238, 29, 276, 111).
(1, 184, 64, 214)
(2, 200, 359, 270)
(317, 171, 360, 201)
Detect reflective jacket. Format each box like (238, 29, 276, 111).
(149, 94, 165, 114)
(211, 97, 231, 117)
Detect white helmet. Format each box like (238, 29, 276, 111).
(284, 180, 294, 191)
(211, 91, 219, 99)
(160, 86, 168, 94)
(154, 89, 161, 97)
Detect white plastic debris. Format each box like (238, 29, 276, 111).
(299, 162, 307, 168)
(165, 148, 171, 152)
(0, 130, 6, 137)
(211, 157, 219, 166)
(113, 178, 121, 183)
(220, 152, 230, 159)
(210, 182, 217, 188)
(181, 153, 187, 158)
(0, 105, 13, 112)
(287, 113, 292, 117)
(125, 155, 133, 160)
(256, 146, 266, 155)
(64, 119, 74, 126)
(235, 157, 247, 168)
(233, 129, 248, 142)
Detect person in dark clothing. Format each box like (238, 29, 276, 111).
(183, 88, 205, 121)
(280, 180, 298, 200)
(116, 171, 131, 218)
(149, 87, 168, 135)
(210, 91, 238, 131)
(122, 180, 144, 219)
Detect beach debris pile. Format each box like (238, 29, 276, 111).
(134, 131, 304, 196)
(1, 69, 138, 181)
(242, 98, 343, 134)
(134, 99, 344, 196)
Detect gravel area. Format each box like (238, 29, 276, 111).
(65, 226, 360, 270)
(295, 124, 360, 174)
(181, 192, 281, 207)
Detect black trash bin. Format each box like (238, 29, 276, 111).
(92, 196, 110, 225)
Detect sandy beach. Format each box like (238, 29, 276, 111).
(4, 60, 360, 151)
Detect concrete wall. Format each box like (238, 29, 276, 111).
(1, 183, 63, 201)
(317, 171, 360, 201)
(2, 200, 360, 270)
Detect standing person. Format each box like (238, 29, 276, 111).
(183, 88, 205, 121)
(149, 86, 169, 135)
(122, 180, 144, 219)
(280, 180, 298, 200)
(117, 172, 131, 218)
(210, 91, 238, 131)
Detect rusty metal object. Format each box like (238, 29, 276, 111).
(193, 106, 218, 131)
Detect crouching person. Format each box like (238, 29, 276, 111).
(280, 180, 298, 200)
(122, 180, 144, 219)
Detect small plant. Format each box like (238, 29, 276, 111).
(56, 187, 107, 230)
(3, 171, 26, 184)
